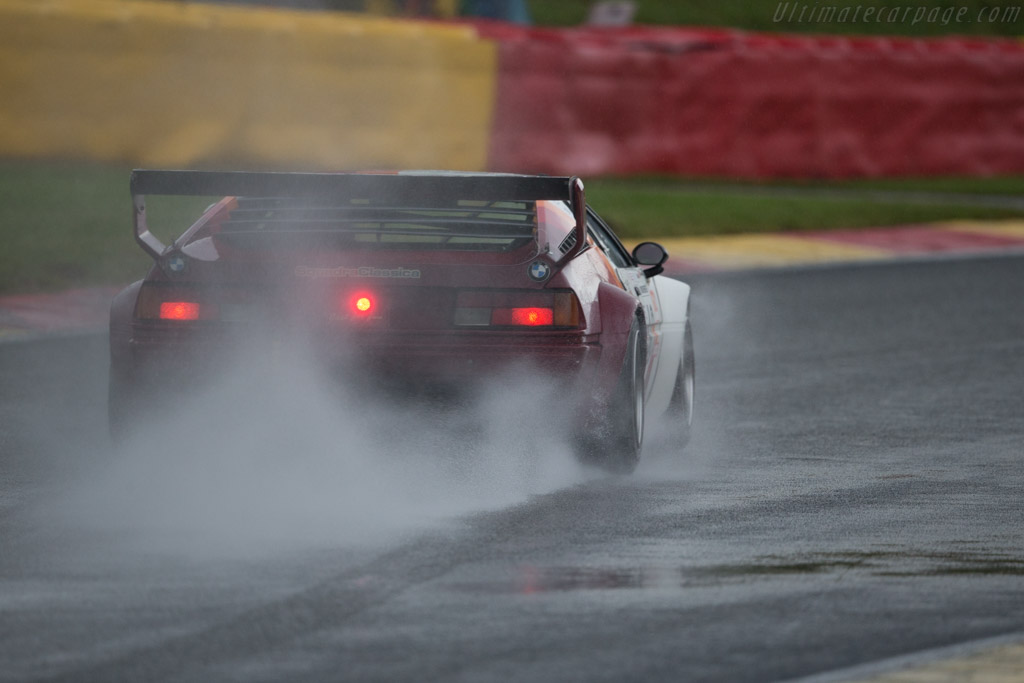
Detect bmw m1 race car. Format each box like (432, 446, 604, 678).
(109, 171, 694, 472)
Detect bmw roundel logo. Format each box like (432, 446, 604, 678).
(528, 260, 551, 282)
(165, 255, 187, 274)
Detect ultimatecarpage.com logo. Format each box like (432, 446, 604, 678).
(772, 3, 1021, 26)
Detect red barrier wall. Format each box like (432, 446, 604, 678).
(479, 23, 1024, 178)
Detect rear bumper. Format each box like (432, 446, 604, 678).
(121, 322, 595, 363)
(115, 322, 606, 387)
(110, 322, 626, 432)
(333, 333, 596, 377)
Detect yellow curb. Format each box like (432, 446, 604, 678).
(846, 642, 1024, 682)
(626, 235, 890, 269)
(935, 219, 1024, 240)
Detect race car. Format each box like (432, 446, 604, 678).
(109, 171, 694, 472)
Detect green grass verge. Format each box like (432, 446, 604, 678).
(0, 161, 210, 294)
(587, 177, 1024, 238)
(1, 159, 1023, 294)
(609, 174, 1024, 196)
(529, 0, 1024, 38)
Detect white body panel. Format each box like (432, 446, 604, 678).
(646, 274, 691, 417)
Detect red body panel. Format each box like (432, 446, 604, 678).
(110, 195, 638, 432)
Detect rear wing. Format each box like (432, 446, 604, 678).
(130, 170, 587, 262)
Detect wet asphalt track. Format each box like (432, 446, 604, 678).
(1, 254, 1023, 682)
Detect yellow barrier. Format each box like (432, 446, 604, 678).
(0, 0, 496, 170)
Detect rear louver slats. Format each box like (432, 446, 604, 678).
(558, 231, 577, 255)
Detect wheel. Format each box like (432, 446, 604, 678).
(667, 319, 695, 449)
(579, 314, 646, 474)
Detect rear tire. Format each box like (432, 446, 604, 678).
(580, 315, 646, 474)
(667, 320, 695, 449)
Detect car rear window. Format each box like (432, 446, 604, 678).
(213, 197, 537, 252)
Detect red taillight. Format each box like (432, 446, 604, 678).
(349, 292, 376, 317)
(492, 307, 554, 327)
(135, 284, 215, 321)
(159, 301, 201, 321)
(454, 290, 580, 328)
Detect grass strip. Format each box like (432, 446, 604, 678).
(0, 161, 210, 294)
(587, 178, 1024, 238)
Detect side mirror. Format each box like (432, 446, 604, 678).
(632, 241, 668, 278)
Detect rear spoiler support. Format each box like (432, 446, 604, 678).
(563, 177, 588, 262)
(132, 193, 165, 260)
(130, 170, 588, 263)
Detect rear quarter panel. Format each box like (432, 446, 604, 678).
(646, 275, 691, 416)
